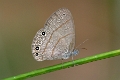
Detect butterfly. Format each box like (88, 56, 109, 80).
(31, 8, 79, 61)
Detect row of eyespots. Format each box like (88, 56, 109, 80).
(33, 30, 46, 58)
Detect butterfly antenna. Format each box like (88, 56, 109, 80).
(75, 39, 89, 49)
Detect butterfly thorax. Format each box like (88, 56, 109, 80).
(62, 49, 79, 59)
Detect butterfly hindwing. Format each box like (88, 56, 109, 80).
(31, 8, 75, 61)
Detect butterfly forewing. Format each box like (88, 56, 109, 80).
(31, 8, 75, 61)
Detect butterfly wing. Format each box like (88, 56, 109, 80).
(31, 8, 75, 61)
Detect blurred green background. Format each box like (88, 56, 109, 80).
(0, 0, 120, 80)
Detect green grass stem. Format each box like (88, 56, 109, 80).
(4, 49, 120, 80)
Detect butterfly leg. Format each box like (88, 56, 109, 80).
(71, 54, 75, 66)
(61, 58, 64, 68)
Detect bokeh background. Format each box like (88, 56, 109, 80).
(0, 0, 120, 80)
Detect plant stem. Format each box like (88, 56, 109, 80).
(4, 49, 120, 80)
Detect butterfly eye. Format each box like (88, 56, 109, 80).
(35, 53, 38, 56)
(35, 46, 39, 50)
(42, 32, 45, 35)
